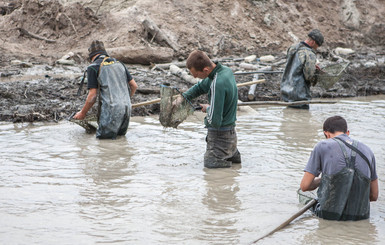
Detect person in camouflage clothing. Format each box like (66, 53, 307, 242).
(280, 29, 324, 109)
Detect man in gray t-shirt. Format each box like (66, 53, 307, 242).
(300, 116, 378, 220)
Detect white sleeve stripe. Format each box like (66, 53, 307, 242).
(207, 73, 217, 124)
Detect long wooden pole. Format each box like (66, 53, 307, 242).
(234, 71, 283, 75)
(132, 98, 162, 108)
(251, 199, 317, 244)
(239, 100, 337, 106)
(132, 79, 266, 108)
(236, 79, 265, 87)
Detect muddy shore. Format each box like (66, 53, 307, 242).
(1, 50, 384, 123)
(1, 0, 384, 123)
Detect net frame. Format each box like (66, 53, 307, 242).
(315, 62, 349, 89)
(159, 84, 195, 128)
(69, 115, 98, 133)
(297, 188, 317, 205)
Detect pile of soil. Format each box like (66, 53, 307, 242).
(0, 0, 384, 122)
(1, 0, 384, 61)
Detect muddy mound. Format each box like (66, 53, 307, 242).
(1, 0, 384, 65)
(13, 0, 98, 37)
(0, 0, 99, 63)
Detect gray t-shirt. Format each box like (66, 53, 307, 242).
(304, 134, 377, 181)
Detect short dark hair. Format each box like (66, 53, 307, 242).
(186, 50, 213, 71)
(323, 116, 347, 133)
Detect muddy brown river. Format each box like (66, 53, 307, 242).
(1, 95, 384, 244)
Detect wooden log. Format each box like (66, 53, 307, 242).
(169, 64, 200, 84)
(238, 100, 337, 106)
(248, 74, 258, 101)
(108, 46, 174, 65)
(142, 18, 179, 52)
(239, 62, 258, 70)
(244, 55, 257, 63)
(247, 67, 271, 101)
(151, 56, 247, 71)
(151, 61, 186, 70)
(248, 85, 257, 101)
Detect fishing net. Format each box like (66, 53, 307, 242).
(297, 188, 317, 205)
(315, 62, 349, 89)
(69, 114, 98, 134)
(159, 84, 195, 128)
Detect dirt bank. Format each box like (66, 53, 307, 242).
(1, 53, 384, 123)
(0, 0, 384, 122)
(1, 0, 384, 62)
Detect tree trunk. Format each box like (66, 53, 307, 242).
(108, 46, 174, 65)
(142, 18, 179, 52)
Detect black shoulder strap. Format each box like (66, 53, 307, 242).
(76, 69, 88, 96)
(334, 137, 372, 170)
(333, 138, 356, 168)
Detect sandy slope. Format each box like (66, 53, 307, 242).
(1, 0, 384, 65)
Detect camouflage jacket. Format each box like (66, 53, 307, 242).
(280, 42, 317, 102)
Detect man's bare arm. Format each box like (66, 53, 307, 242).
(300, 171, 321, 191)
(370, 179, 379, 202)
(73, 88, 98, 120)
(128, 79, 138, 97)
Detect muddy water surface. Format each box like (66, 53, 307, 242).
(1, 95, 384, 245)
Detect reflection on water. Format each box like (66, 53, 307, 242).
(302, 218, 379, 244)
(279, 107, 320, 150)
(0, 95, 384, 244)
(200, 167, 241, 244)
(77, 138, 137, 244)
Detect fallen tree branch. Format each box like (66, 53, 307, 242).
(95, 0, 105, 15)
(18, 28, 56, 43)
(63, 13, 77, 35)
(151, 61, 186, 70)
(142, 18, 179, 51)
